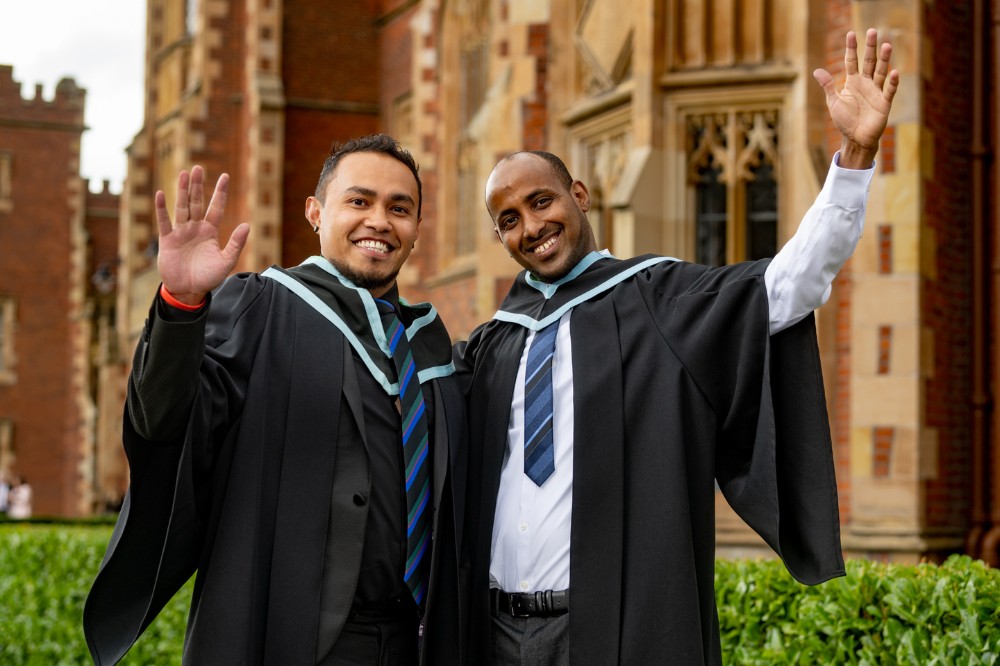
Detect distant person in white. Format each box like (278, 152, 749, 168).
(7, 476, 32, 520)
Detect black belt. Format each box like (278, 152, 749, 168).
(490, 588, 569, 618)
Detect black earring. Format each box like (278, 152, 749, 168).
(312, 225, 319, 233)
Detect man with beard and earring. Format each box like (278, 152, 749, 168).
(84, 134, 466, 666)
(456, 29, 898, 665)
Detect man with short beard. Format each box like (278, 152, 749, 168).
(84, 134, 466, 666)
(457, 29, 898, 665)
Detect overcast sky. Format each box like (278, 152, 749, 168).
(0, 1, 147, 193)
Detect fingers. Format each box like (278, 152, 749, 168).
(861, 28, 878, 78)
(189, 165, 205, 223)
(174, 169, 191, 225)
(883, 69, 900, 104)
(154, 190, 173, 239)
(813, 68, 838, 106)
(221, 223, 251, 266)
(205, 172, 230, 227)
(873, 42, 892, 88)
(844, 31, 858, 76)
(171, 165, 226, 226)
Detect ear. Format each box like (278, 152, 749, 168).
(414, 216, 422, 242)
(570, 180, 590, 213)
(305, 196, 322, 229)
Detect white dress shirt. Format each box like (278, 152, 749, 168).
(489, 155, 874, 594)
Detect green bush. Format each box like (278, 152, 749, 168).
(717, 555, 1000, 664)
(0, 523, 191, 665)
(2, 524, 998, 664)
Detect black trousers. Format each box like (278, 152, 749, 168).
(489, 611, 569, 666)
(318, 617, 419, 666)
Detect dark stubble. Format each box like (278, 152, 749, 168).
(329, 256, 400, 294)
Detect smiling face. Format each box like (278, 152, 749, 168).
(486, 153, 597, 282)
(305, 151, 421, 297)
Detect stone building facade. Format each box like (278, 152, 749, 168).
(58, 0, 1000, 565)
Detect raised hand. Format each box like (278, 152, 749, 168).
(814, 29, 900, 169)
(155, 166, 250, 305)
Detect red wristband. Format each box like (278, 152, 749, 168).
(160, 284, 206, 311)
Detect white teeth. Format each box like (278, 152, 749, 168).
(356, 239, 390, 253)
(531, 236, 557, 254)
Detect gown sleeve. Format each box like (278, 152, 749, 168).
(640, 259, 845, 585)
(83, 274, 274, 665)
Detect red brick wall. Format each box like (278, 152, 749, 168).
(380, 4, 414, 120)
(85, 181, 121, 280)
(282, 0, 380, 103)
(281, 110, 379, 266)
(522, 24, 548, 150)
(922, 0, 973, 530)
(0, 67, 86, 515)
(280, 0, 382, 268)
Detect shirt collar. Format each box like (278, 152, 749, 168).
(524, 250, 614, 298)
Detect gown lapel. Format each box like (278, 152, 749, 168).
(568, 297, 625, 664)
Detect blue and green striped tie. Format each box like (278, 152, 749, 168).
(383, 310, 432, 606)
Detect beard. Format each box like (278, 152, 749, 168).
(538, 234, 592, 281)
(329, 256, 400, 293)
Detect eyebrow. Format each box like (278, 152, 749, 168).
(345, 185, 415, 206)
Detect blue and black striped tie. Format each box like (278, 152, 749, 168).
(524, 321, 559, 486)
(383, 310, 432, 606)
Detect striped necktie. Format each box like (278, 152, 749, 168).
(524, 321, 559, 485)
(382, 308, 432, 606)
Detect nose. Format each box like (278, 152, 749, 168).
(365, 207, 391, 231)
(523, 212, 547, 239)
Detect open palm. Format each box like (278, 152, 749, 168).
(156, 166, 250, 304)
(814, 29, 899, 155)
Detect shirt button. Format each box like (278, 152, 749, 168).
(519, 581, 529, 591)
(519, 522, 528, 532)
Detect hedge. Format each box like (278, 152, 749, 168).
(2, 523, 998, 664)
(0, 523, 191, 665)
(716, 556, 1000, 664)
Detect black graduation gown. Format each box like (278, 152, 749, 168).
(83, 267, 467, 665)
(455, 254, 844, 665)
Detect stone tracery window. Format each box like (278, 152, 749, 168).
(686, 108, 779, 265)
